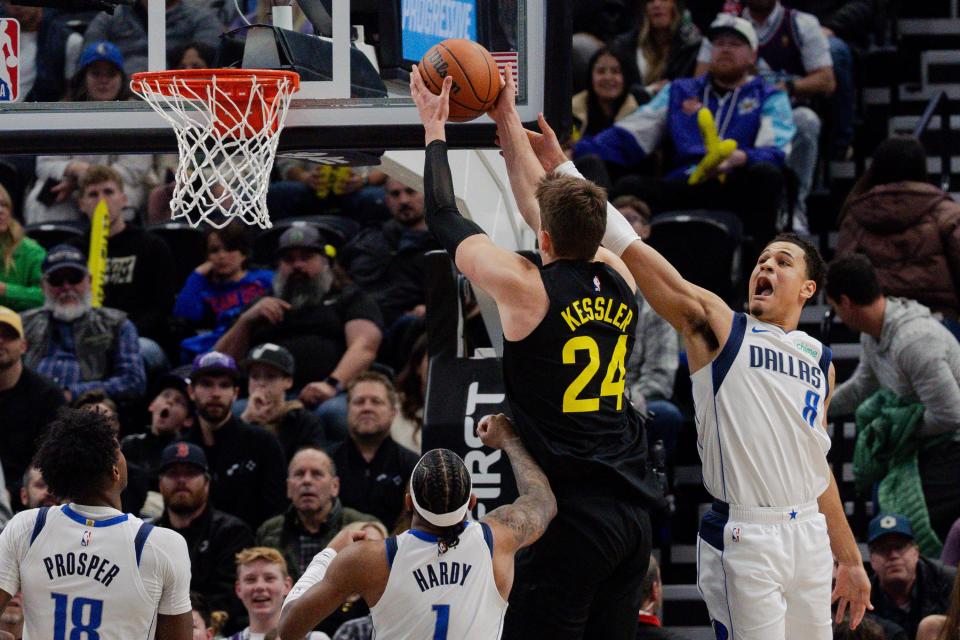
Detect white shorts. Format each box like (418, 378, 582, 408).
(696, 500, 833, 640)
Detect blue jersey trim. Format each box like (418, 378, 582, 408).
(29, 507, 50, 546)
(385, 536, 399, 568)
(61, 505, 129, 528)
(479, 521, 494, 557)
(819, 345, 833, 396)
(409, 529, 440, 543)
(712, 313, 748, 394)
(134, 522, 154, 566)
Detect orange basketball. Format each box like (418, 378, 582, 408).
(419, 39, 502, 122)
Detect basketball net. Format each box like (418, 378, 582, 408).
(131, 70, 300, 229)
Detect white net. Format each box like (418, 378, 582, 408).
(131, 71, 298, 229)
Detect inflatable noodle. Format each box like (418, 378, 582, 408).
(88, 198, 110, 308)
(688, 107, 738, 185)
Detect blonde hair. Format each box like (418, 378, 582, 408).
(637, 1, 682, 84)
(0, 183, 24, 272)
(342, 520, 389, 540)
(235, 547, 288, 577)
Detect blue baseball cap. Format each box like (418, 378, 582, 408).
(190, 351, 241, 384)
(78, 41, 124, 74)
(868, 513, 915, 545)
(42, 244, 89, 277)
(159, 442, 208, 473)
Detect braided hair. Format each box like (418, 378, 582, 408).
(410, 449, 472, 555)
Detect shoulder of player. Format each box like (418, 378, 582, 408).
(330, 539, 388, 587)
(140, 524, 190, 560)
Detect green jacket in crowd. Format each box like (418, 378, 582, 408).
(0, 237, 45, 311)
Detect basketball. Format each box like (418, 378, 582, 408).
(418, 39, 502, 122)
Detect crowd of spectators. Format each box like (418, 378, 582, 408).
(3, 1, 960, 639)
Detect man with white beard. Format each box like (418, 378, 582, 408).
(21, 243, 146, 401)
(215, 226, 382, 437)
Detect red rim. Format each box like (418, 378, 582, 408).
(130, 68, 300, 95)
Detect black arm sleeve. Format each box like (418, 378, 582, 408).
(424, 139, 486, 256)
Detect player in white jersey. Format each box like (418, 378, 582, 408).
(0, 408, 193, 640)
(278, 413, 557, 639)
(487, 76, 872, 639)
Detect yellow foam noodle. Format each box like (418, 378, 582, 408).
(88, 197, 110, 308)
(688, 107, 738, 185)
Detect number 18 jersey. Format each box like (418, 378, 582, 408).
(692, 313, 833, 507)
(0, 504, 192, 639)
(502, 258, 653, 499)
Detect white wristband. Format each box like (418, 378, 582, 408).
(554, 161, 641, 257)
(283, 548, 337, 607)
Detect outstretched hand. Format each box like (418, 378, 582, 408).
(832, 561, 873, 629)
(487, 63, 517, 124)
(410, 65, 452, 143)
(524, 113, 568, 172)
(478, 413, 518, 450)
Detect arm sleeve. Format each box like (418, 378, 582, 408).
(153, 529, 193, 616)
(746, 91, 794, 167)
(828, 355, 880, 417)
(573, 85, 671, 167)
(284, 549, 337, 606)
(172, 271, 209, 322)
(898, 338, 960, 436)
(423, 140, 486, 256)
(69, 320, 147, 399)
(794, 12, 833, 72)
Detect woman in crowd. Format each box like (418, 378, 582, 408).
(836, 136, 960, 320)
(611, 0, 701, 102)
(0, 183, 45, 311)
(571, 47, 640, 139)
(173, 222, 273, 362)
(917, 571, 960, 640)
(23, 41, 154, 224)
(392, 333, 427, 454)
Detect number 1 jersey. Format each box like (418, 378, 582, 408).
(502, 259, 654, 500)
(0, 504, 192, 639)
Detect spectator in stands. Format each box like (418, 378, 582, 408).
(695, 0, 835, 231)
(571, 48, 641, 141)
(392, 332, 427, 453)
(255, 447, 377, 581)
(23, 244, 146, 400)
(241, 343, 332, 461)
(122, 372, 194, 490)
(832, 614, 887, 640)
(916, 571, 960, 640)
(83, 0, 222, 75)
(230, 547, 329, 640)
(266, 164, 388, 224)
(836, 137, 960, 321)
(171, 41, 217, 70)
(0, 1, 71, 102)
(23, 42, 154, 225)
(826, 255, 960, 541)
(576, 16, 794, 246)
(182, 351, 286, 528)
(612, 194, 653, 239)
(867, 513, 957, 640)
(73, 165, 174, 370)
(189, 592, 216, 640)
(784, 0, 871, 158)
(0, 591, 22, 639)
(215, 225, 383, 435)
(636, 554, 690, 638)
(610, 0, 702, 102)
(0, 306, 63, 508)
(72, 388, 121, 433)
(19, 466, 55, 509)
(0, 183, 44, 311)
(327, 372, 418, 531)
(155, 442, 254, 632)
(944, 519, 960, 568)
(572, 0, 636, 93)
(174, 222, 272, 362)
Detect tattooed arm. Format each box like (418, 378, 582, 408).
(478, 414, 557, 599)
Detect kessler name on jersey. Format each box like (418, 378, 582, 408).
(749, 345, 824, 390)
(412, 560, 472, 592)
(42, 552, 121, 587)
(560, 296, 634, 332)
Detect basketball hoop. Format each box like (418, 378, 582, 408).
(131, 69, 300, 229)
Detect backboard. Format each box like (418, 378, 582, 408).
(0, 0, 571, 161)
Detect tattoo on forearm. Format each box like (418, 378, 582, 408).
(486, 437, 556, 547)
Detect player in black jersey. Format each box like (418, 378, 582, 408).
(410, 71, 663, 639)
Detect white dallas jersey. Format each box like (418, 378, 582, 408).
(692, 313, 833, 507)
(370, 521, 507, 639)
(0, 504, 192, 639)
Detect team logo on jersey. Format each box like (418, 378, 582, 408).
(731, 527, 741, 543)
(593, 276, 601, 292)
(737, 97, 759, 115)
(0, 18, 20, 102)
(81, 530, 92, 547)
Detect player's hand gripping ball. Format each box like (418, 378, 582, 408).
(418, 38, 502, 122)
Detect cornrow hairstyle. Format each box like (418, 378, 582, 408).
(32, 408, 119, 502)
(410, 449, 472, 555)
